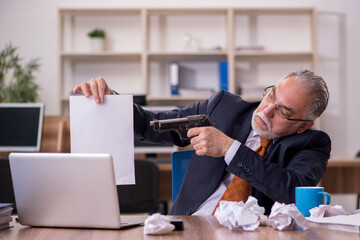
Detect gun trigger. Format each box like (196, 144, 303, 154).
(175, 131, 190, 142)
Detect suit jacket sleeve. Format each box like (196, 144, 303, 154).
(227, 129, 331, 206)
(132, 98, 210, 147)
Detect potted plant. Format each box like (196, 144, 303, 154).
(88, 28, 106, 52)
(0, 43, 40, 103)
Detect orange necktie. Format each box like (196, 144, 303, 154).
(211, 136, 271, 215)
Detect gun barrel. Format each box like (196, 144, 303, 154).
(150, 114, 213, 133)
(150, 116, 192, 126)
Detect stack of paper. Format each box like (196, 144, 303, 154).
(0, 203, 13, 231)
(307, 214, 360, 233)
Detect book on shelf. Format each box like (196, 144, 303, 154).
(168, 61, 180, 96)
(236, 45, 264, 51)
(219, 61, 228, 91)
(306, 213, 360, 233)
(0, 203, 13, 231)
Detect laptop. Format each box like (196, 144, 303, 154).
(9, 152, 142, 229)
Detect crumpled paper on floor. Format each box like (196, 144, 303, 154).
(267, 202, 309, 231)
(309, 205, 349, 217)
(214, 196, 266, 231)
(143, 213, 175, 235)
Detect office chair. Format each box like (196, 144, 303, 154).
(116, 159, 159, 214)
(0, 156, 15, 207)
(171, 150, 194, 203)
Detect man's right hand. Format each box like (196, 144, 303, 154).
(72, 77, 114, 104)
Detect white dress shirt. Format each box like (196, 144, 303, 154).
(193, 128, 261, 215)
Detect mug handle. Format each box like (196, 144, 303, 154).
(319, 191, 331, 205)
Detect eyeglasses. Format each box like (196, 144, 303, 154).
(263, 86, 313, 122)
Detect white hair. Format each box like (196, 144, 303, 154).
(281, 70, 329, 120)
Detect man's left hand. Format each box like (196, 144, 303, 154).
(187, 127, 234, 157)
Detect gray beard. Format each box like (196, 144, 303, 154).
(251, 111, 279, 140)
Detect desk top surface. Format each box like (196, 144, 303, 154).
(1, 215, 359, 240)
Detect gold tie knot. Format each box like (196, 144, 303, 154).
(255, 136, 271, 157)
(260, 136, 271, 148)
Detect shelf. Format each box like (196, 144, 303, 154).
(240, 95, 263, 102)
(235, 51, 313, 57)
(148, 51, 227, 61)
(234, 8, 314, 14)
(148, 8, 228, 15)
(61, 52, 142, 61)
(59, 8, 141, 15)
(148, 51, 227, 56)
(147, 95, 211, 102)
(61, 52, 141, 57)
(58, 7, 316, 113)
(147, 95, 211, 106)
(60, 52, 141, 61)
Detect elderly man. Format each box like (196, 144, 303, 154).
(73, 69, 330, 215)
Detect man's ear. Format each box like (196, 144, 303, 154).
(297, 121, 314, 134)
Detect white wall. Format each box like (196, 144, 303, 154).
(1, 0, 359, 157)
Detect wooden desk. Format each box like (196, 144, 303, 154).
(1, 215, 360, 240)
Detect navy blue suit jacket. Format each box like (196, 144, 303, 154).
(133, 90, 331, 215)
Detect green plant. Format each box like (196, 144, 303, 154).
(0, 43, 40, 103)
(87, 28, 106, 38)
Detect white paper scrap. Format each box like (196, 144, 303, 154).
(70, 95, 135, 185)
(309, 205, 349, 217)
(144, 213, 175, 235)
(214, 196, 266, 231)
(306, 214, 360, 233)
(267, 202, 309, 231)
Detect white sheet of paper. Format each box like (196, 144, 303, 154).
(306, 213, 360, 233)
(69, 95, 135, 185)
(307, 213, 360, 226)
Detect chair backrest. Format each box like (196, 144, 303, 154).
(171, 150, 194, 203)
(116, 159, 159, 214)
(41, 116, 70, 153)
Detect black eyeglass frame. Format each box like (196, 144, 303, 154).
(263, 85, 313, 122)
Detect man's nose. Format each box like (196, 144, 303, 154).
(263, 103, 276, 118)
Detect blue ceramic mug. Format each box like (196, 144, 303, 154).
(295, 187, 331, 217)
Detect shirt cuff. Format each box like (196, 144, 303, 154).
(224, 140, 241, 165)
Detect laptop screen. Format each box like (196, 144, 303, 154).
(0, 103, 44, 152)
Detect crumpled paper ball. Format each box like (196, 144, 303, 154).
(143, 213, 175, 235)
(214, 196, 266, 231)
(267, 202, 309, 231)
(310, 205, 349, 217)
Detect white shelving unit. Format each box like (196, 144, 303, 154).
(58, 8, 317, 114)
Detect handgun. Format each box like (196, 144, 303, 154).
(149, 114, 214, 141)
